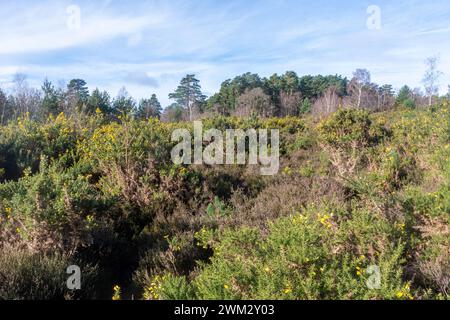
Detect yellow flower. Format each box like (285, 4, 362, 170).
(224, 284, 229, 289)
(112, 285, 121, 301)
(396, 283, 414, 300)
(395, 223, 406, 232)
(293, 214, 307, 225)
(318, 213, 332, 229)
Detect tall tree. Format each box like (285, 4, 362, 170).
(161, 103, 184, 122)
(422, 56, 443, 106)
(66, 79, 89, 113)
(11, 73, 42, 118)
(137, 94, 162, 120)
(377, 84, 395, 110)
(169, 74, 206, 121)
(41, 79, 62, 117)
(235, 88, 273, 118)
(280, 71, 300, 94)
(278, 71, 301, 116)
(87, 88, 111, 115)
(207, 73, 269, 115)
(396, 85, 412, 106)
(348, 69, 371, 108)
(299, 98, 312, 114)
(0, 88, 9, 125)
(299, 74, 347, 100)
(313, 86, 340, 115)
(112, 87, 136, 117)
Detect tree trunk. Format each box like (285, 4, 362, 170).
(357, 87, 362, 109)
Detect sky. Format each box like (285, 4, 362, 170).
(1, 0, 450, 106)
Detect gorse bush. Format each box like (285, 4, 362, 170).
(150, 205, 410, 300)
(0, 103, 448, 300)
(0, 156, 95, 253)
(317, 108, 387, 148)
(0, 113, 80, 181)
(316, 108, 388, 177)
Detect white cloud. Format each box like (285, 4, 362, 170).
(0, 1, 165, 55)
(1, 0, 450, 103)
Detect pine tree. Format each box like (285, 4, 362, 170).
(169, 74, 206, 121)
(137, 94, 162, 120)
(87, 89, 111, 115)
(299, 98, 311, 114)
(66, 79, 89, 113)
(0, 88, 9, 125)
(41, 79, 61, 117)
(396, 85, 412, 105)
(112, 87, 136, 117)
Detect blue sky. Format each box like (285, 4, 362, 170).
(1, 0, 450, 106)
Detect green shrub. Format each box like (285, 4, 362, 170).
(403, 99, 416, 109)
(0, 156, 96, 252)
(317, 108, 385, 148)
(150, 205, 413, 300)
(142, 274, 195, 300)
(0, 113, 80, 181)
(316, 108, 389, 177)
(0, 104, 448, 300)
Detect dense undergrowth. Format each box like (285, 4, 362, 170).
(0, 103, 448, 300)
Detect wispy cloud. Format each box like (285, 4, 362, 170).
(0, 0, 165, 55)
(1, 0, 450, 105)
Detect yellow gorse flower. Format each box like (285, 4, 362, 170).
(143, 275, 166, 300)
(318, 213, 333, 229)
(395, 283, 414, 300)
(112, 285, 121, 301)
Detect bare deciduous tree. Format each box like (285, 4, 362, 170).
(313, 86, 340, 116)
(11, 73, 41, 119)
(279, 90, 301, 117)
(235, 88, 274, 118)
(376, 84, 395, 111)
(422, 56, 443, 106)
(348, 69, 371, 108)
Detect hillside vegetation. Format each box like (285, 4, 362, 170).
(0, 102, 449, 300)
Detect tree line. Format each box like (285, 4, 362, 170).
(0, 57, 447, 125)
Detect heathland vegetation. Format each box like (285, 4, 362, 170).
(0, 64, 449, 300)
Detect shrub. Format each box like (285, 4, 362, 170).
(142, 274, 195, 300)
(403, 99, 416, 109)
(149, 205, 412, 300)
(317, 108, 387, 177)
(0, 104, 448, 300)
(0, 113, 80, 181)
(0, 156, 95, 253)
(317, 108, 381, 148)
(0, 249, 99, 300)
